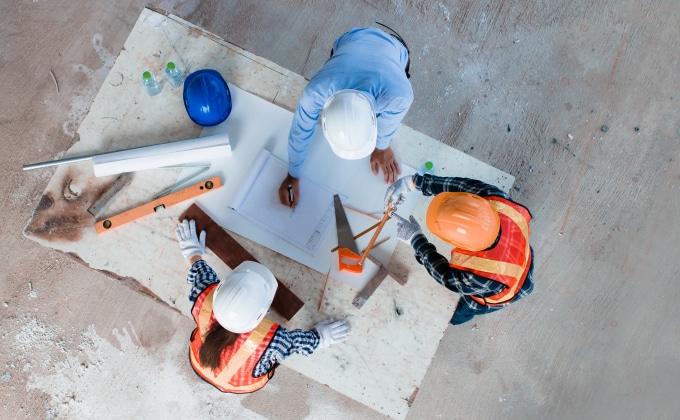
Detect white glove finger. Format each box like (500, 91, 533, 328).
(181, 219, 191, 237)
(384, 187, 395, 209)
(331, 326, 350, 339)
(175, 225, 184, 242)
(188, 219, 197, 237)
(409, 215, 419, 226)
(330, 320, 349, 332)
(315, 319, 333, 330)
(199, 230, 206, 252)
(331, 331, 349, 343)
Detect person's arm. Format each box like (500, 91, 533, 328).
(375, 103, 412, 150)
(371, 83, 413, 185)
(279, 83, 328, 206)
(410, 234, 506, 297)
(287, 86, 328, 179)
(414, 174, 511, 199)
(186, 259, 220, 303)
(252, 327, 320, 377)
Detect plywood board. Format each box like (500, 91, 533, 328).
(23, 9, 513, 419)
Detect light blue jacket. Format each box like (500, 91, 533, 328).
(287, 27, 414, 178)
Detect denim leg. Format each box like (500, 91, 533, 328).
(450, 298, 477, 325)
(450, 296, 507, 325)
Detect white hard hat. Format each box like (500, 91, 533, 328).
(212, 261, 278, 333)
(320, 89, 377, 160)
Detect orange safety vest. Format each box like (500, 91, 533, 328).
(189, 283, 279, 393)
(449, 196, 532, 306)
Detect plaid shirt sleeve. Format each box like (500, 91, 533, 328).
(186, 259, 220, 303)
(252, 327, 320, 377)
(413, 174, 511, 199)
(411, 234, 506, 297)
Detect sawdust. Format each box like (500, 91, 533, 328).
(24, 321, 263, 419)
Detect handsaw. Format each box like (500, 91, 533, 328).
(333, 194, 363, 273)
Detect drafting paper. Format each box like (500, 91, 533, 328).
(230, 149, 336, 255)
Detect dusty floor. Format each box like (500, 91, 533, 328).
(2, 0, 680, 418)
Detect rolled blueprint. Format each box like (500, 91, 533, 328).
(92, 133, 231, 176)
(23, 133, 231, 177)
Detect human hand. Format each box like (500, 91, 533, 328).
(391, 214, 422, 244)
(314, 318, 350, 349)
(175, 219, 206, 259)
(384, 175, 416, 212)
(278, 174, 300, 208)
(370, 146, 401, 184)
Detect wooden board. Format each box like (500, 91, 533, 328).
(180, 203, 304, 320)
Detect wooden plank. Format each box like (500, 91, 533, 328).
(180, 203, 304, 321)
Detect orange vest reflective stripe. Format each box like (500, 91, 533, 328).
(189, 283, 279, 393)
(449, 196, 532, 306)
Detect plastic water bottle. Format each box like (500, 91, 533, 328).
(142, 71, 162, 96)
(420, 161, 435, 175)
(165, 62, 184, 89)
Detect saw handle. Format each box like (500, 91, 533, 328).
(338, 247, 363, 273)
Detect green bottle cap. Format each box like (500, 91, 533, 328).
(424, 161, 433, 170)
(167, 62, 175, 70)
(142, 71, 151, 80)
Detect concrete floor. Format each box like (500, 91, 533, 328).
(2, 0, 680, 418)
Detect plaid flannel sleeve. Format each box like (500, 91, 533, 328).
(413, 174, 511, 199)
(252, 327, 320, 377)
(411, 234, 506, 297)
(187, 259, 220, 303)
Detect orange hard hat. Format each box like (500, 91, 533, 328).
(426, 192, 500, 251)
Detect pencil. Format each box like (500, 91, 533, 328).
(318, 269, 331, 311)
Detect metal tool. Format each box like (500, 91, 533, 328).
(330, 220, 382, 253)
(153, 164, 210, 199)
(86, 173, 132, 219)
(352, 240, 407, 309)
(333, 194, 363, 273)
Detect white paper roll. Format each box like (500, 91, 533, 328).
(92, 133, 231, 177)
(229, 148, 271, 210)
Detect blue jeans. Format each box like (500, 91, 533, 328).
(450, 263, 534, 325)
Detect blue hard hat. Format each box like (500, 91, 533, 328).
(183, 69, 232, 126)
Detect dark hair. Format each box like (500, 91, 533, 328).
(199, 322, 239, 370)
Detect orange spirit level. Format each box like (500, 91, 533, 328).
(94, 176, 222, 234)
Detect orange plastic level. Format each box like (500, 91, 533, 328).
(94, 176, 222, 234)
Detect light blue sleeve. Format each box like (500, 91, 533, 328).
(287, 83, 329, 178)
(375, 98, 412, 150)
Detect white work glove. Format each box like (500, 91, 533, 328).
(391, 214, 423, 244)
(314, 318, 350, 349)
(384, 175, 416, 212)
(175, 219, 206, 259)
